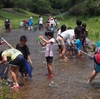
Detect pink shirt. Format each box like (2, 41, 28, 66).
(45, 38, 55, 57)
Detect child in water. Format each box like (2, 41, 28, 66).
(38, 30, 55, 78)
(16, 35, 32, 78)
(87, 41, 100, 83)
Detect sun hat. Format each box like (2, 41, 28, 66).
(30, 17, 33, 19)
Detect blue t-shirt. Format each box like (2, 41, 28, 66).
(28, 19, 33, 26)
(74, 39, 82, 51)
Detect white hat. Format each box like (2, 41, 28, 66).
(30, 17, 33, 19)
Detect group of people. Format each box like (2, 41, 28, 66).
(1, 17, 100, 90)
(38, 19, 100, 84)
(45, 16, 59, 32)
(56, 19, 88, 61)
(0, 35, 32, 89)
(20, 17, 34, 31)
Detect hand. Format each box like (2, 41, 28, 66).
(39, 36, 43, 39)
(28, 59, 32, 65)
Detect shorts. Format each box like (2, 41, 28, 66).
(46, 57, 53, 63)
(9, 54, 24, 67)
(94, 63, 100, 73)
(39, 24, 43, 29)
(57, 36, 65, 45)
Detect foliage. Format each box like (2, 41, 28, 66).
(58, 15, 100, 42)
(0, 0, 100, 16)
(0, 84, 19, 99)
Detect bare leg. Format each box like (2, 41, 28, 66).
(47, 63, 53, 76)
(87, 70, 98, 83)
(10, 66, 19, 86)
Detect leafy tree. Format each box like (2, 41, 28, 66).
(1, 0, 14, 8)
(28, 0, 52, 14)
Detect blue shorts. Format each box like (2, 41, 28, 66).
(9, 54, 24, 67)
(94, 63, 100, 73)
(46, 57, 53, 63)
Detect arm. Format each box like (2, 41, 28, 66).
(0, 55, 7, 65)
(27, 55, 32, 65)
(39, 36, 53, 44)
(39, 40, 46, 46)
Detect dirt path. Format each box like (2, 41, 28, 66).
(1, 29, 100, 99)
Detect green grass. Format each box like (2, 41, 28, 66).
(0, 8, 48, 29)
(0, 8, 40, 29)
(58, 15, 100, 42)
(0, 8, 100, 42)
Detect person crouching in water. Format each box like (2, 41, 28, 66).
(0, 48, 24, 89)
(39, 30, 55, 78)
(73, 34, 85, 57)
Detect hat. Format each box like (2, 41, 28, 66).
(30, 17, 33, 19)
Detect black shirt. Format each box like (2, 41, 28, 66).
(16, 44, 30, 59)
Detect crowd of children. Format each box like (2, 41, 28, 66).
(20, 17, 34, 31)
(0, 35, 32, 89)
(38, 17, 100, 85)
(1, 16, 100, 90)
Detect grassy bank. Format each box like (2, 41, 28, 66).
(58, 15, 100, 42)
(0, 8, 47, 29)
(0, 8, 100, 42)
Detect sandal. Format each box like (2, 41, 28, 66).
(11, 85, 20, 89)
(48, 75, 54, 79)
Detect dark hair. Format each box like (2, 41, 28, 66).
(45, 30, 53, 38)
(80, 34, 84, 39)
(61, 25, 67, 32)
(82, 23, 86, 28)
(20, 35, 27, 41)
(76, 20, 82, 26)
(68, 27, 72, 29)
(0, 51, 3, 61)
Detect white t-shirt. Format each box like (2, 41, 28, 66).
(45, 38, 55, 57)
(49, 19, 56, 27)
(60, 29, 75, 41)
(57, 29, 61, 37)
(39, 17, 43, 24)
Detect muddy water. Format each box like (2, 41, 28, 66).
(1, 29, 100, 99)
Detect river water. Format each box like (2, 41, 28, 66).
(1, 29, 100, 99)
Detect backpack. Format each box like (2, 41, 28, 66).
(94, 50, 100, 65)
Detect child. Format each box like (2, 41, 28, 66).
(56, 25, 67, 59)
(39, 30, 55, 78)
(0, 48, 24, 89)
(87, 41, 100, 83)
(16, 35, 32, 78)
(74, 35, 84, 56)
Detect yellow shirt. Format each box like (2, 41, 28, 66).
(2, 48, 22, 60)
